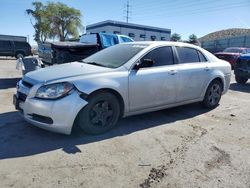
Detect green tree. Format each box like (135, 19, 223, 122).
(188, 34, 199, 44)
(47, 2, 82, 41)
(26, 1, 51, 42)
(26, 2, 82, 42)
(170, 33, 181, 42)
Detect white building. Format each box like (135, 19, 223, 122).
(86, 20, 171, 41)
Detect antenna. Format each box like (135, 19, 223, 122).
(125, 0, 131, 23)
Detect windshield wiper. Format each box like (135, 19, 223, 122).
(86, 61, 106, 67)
(78, 60, 107, 67)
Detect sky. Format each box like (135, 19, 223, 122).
(0, 0, 249, 45)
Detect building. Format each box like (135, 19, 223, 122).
(86, 20, 171, 41)
(0, 34, 27, 42)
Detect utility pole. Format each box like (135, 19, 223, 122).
(125, 0, 131, 23)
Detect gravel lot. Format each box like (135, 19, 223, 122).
(0, 58, 249, 188)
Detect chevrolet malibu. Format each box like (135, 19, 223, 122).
(13, 42, 231, 135)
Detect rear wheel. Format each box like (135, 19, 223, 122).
(235, 75, 248, 84)
(15, 52, 24, 59)
(202, 80, 222, 108)
(77, 92, 120, 135)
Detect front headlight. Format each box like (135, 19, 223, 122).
(35, 82, 74, 99)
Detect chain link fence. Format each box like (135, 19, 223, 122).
(201, 35, 250, 53)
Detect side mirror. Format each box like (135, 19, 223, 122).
(133, 59, 154, 70)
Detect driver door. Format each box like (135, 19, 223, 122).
(128, 46, 178, 112)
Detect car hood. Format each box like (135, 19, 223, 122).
(23, 62, 113, 84)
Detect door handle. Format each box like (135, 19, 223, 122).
(169, 70, 177, 75)
(204, 67, 210, 71)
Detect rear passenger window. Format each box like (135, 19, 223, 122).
(176, 47, 200, 63)
(14, 41, 30, 48)
(0, 41, 11, 49)
(197, 51, 207, 62)
(141, 46, 174, 67)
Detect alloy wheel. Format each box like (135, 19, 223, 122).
(208, 83, 221, 106)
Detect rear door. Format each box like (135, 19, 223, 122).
(128, 46, 178, 111)
(174, 46, 210, 102)
(0, 40, 13, 56)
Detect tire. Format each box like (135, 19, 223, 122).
(77, 92, 120, 135)
(202, 80, 222, 109)
(235, 75, 248, 84)
(15, 52, 24, 59)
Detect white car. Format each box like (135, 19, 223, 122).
(13, 42, 231, 135)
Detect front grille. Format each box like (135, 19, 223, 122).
(17, 92, 27, 102)
(22, 80, 33, 88)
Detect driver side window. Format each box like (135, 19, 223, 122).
(140, 46, 174, 68)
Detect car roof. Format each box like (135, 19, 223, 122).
(121, 41, 203, 49)
(120, 41, 219, 70)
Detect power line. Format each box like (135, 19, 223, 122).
(134, 3, 249, 21)
(133, 0, 219, 13)
(133, 0, 200, 10)
(133, 1, 249, 19)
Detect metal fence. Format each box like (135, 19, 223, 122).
(201, 35, 250, 53)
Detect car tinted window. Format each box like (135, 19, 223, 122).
(141, 46, 174, 67)
(176, 47, 200, 63)
(83, 43, 148, 68)
(0, 40, 11, 49)
(197, 51, 207, 62)
(14, 41, 30, 48)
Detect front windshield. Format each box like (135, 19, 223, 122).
(82, 43, 148, 68)
(223, 48, 243, 53)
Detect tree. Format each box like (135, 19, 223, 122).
(26, 2, 82, 42)
(26, 1, 51, 42)
(188, 34, 199, 44)
(170, 33, 181, 42)
(47, 2, 82, 41)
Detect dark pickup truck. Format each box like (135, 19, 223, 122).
(0, 40, 32, 58)
(234, 53, 250, 84)
(38, 33, 133, 65)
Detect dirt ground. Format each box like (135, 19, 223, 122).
(0, 58, 249, 188)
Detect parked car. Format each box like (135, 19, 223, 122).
(13, 42, 231, 135)
(0, 40, 32, 58)
(214, 47, 250, 69)
(38, 33, 134, 65)
(234, 53, 250, 84)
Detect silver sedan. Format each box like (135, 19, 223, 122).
(13, 42, 231, 135)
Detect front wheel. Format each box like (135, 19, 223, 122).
(202, 80, 222, 108)
(235, 75, 248, 84)
(77, 92, 120, 135)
